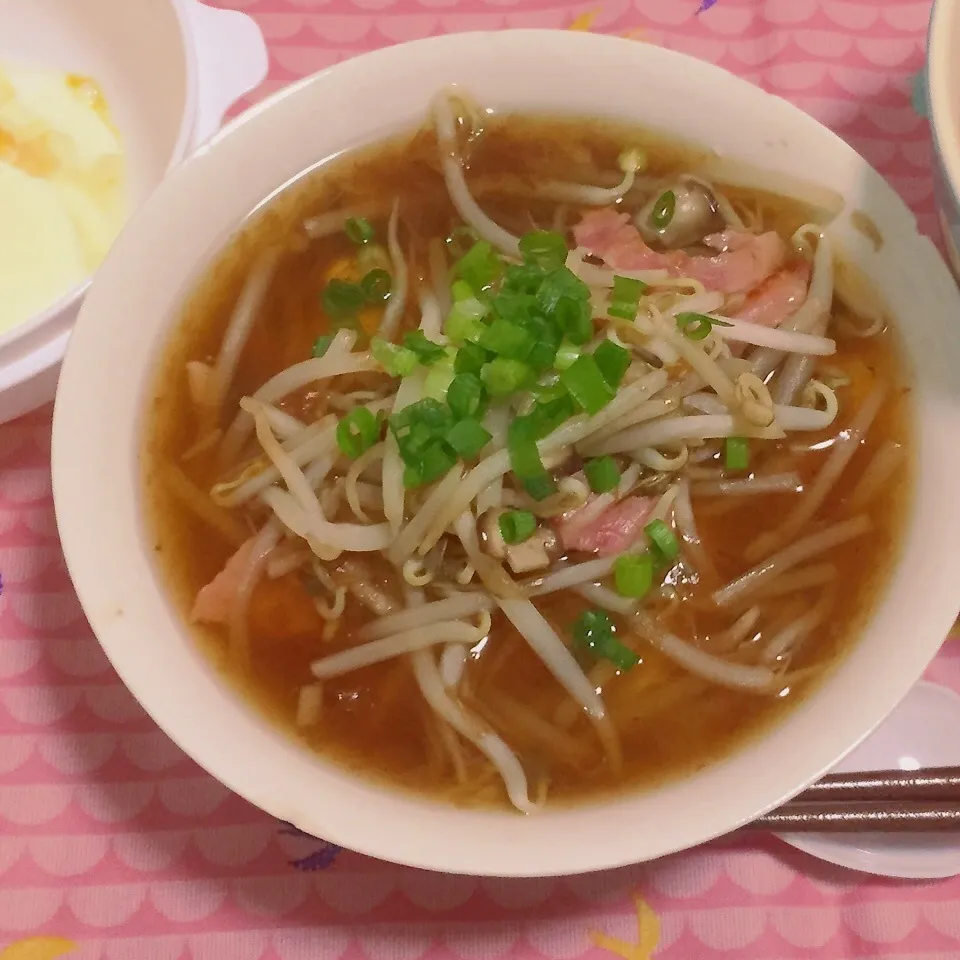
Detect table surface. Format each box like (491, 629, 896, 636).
(4, 1, 960, 958)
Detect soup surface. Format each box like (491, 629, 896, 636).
(144, 95, 911, 811)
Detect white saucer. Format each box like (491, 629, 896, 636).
(777, 681, 960, 879)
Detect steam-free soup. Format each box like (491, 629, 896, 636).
(144, 93, 911, 811)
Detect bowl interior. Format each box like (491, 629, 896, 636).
(0, 0, 190, 212)
(0, 0, 192, 360)
(52, 30, 960, 876)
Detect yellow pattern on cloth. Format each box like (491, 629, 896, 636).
(592, 896, 661, 960)
(567, 9, 646, 40)
(0, 939, 75, 960)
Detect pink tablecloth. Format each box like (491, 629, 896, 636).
(3, 1, 960, 957)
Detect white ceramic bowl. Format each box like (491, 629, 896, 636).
(52, 30, 960, 877)
(927, 0, 960, 280)
(0, 0, 267, 424)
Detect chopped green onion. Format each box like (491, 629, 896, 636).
(403, 440, 457, 488)
(518, 230, 568, 270)
(675, 312, 733, 341)
(555, 296, 593, 345)
(445, 297, 488, 344)
(389, 399, 454, 461)
(554, 340, 581, 371)
(527, 338, 560, 371)
(321, 279, 365, 319)
(645, 518, 680, 564)
(447, 373, 485, 420)
(344, 216, 375, 245)
(535, 266, 591, 314)
(456, 240, 502, 292)
(402, 331, 447, 366)
(371, 337, 418, 377)
(725, 436, 750, 471)
(573, 609, 639, 671)
(585, 455, 621, 494)
(311, 335, 332, 359)
(593, 340, 631, 388)
(451, 280, 475, 302)
(479, 317, 535, 360)
(481, 358, 533, 397)
(361, 268, 391, 302)
(507, 420, 556, 500)
(445, 418, 492, 458)
(612, 275, 647, 304)
(614, 553, 654, 599)
(514, 394, 576, 442)
(424, 352, 456, 401)
(336, 407, 379, 458)
(454, 341, 490, 375)
(651, 190, 676, 228)
(530, 379, 567, 404)
(608, 275, 647, 321)
(559, 354, 616, 415)
(499, 509, 537, 545)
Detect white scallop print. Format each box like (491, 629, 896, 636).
(646, 851, 724, 898)
(0, 686, 83, 725)
(724, 850, 797, 895)
(0, 467, 52, 503)
(0, 734, 36, 774)
(66, 884, 148, 928)
(44, 637, 111, 676)
(841, 902, 919, 943)
(157, 777, 230, 817)
(270, 926, 352, 960)
(355, 926, 432, 960)
(21, 506, 59, 537)
(0, 837, 26, 876)
(922, 901, 960, 939)
(0, 546, 62, 584)
(770, 907, 841, 949)
(112, 830, 189, 873)
(0, 783, 72, 826)
(313, 871, 395, 915)
(84, 685, 147, 723)
(149, 879, 229, 923)
(120, 732, 186, 772)
(0, 888, 63, 931)
(443, 922, 521, 960)
(194, 824, 273, 868)
(190, 931, 269, 960)
(75, 781, 155, 824)
(103, 934, 186, 960)
(525, 917, 594, 960)
(689, 907, 769, 950)
(230, 875, 311, 918)
(0, 639, 42, 679)
(398, 869, 477, 910)
(38, 733, 118, 775)
(28, 834, 111, 878)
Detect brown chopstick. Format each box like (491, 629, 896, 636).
(743, 766, 960, 833)
(750, 801, 960, 832)
(792, 766, 960, 804)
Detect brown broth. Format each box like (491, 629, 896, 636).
(142, 112, 913, 808)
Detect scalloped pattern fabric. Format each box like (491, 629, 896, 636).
(2, 1, 958, 957)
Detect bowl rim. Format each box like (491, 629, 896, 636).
(0, 0, 201, 376)
(52, 28, 960, 876)
(929, 0, 959, 202)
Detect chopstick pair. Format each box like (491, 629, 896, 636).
(746, 765, 960, 832)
